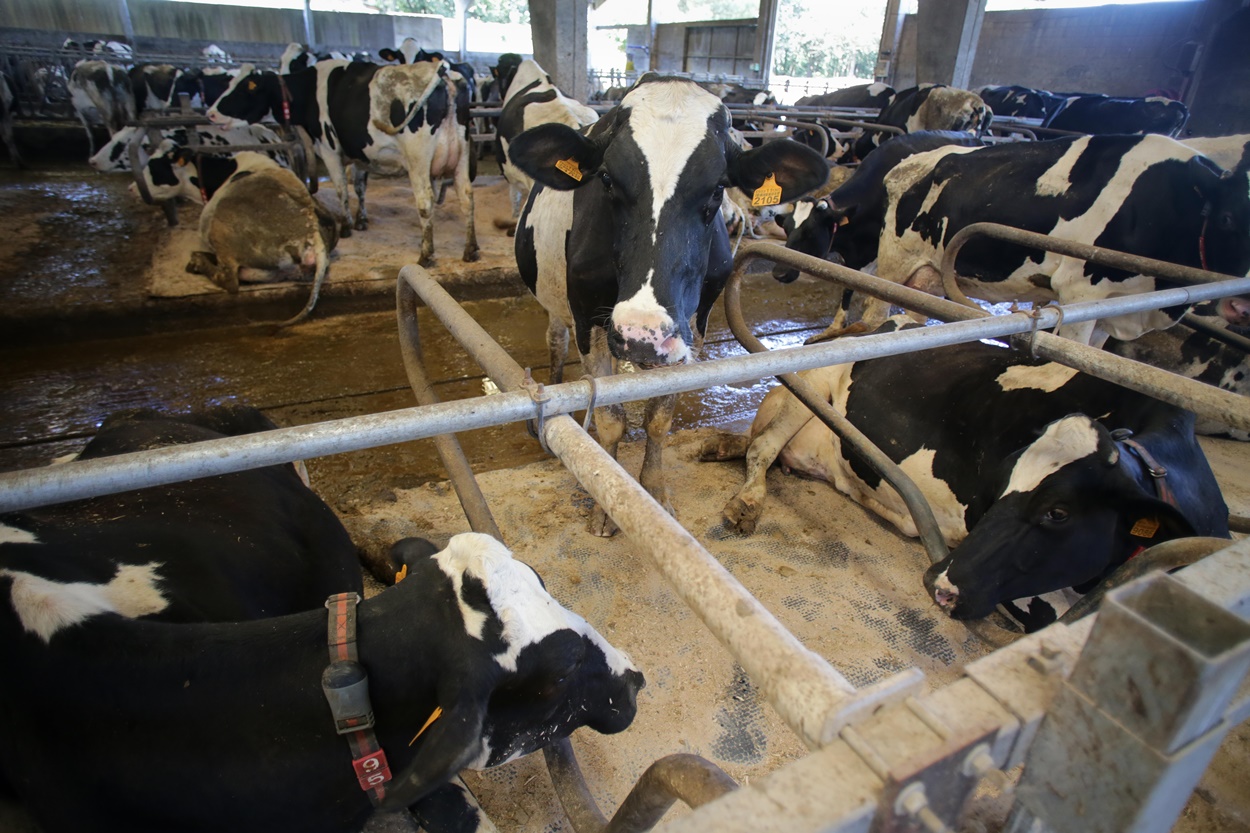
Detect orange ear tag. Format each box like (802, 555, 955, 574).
(555, 157, 583, 181)
(1130, 517, 1160, 538)
(751, 173, 782, 207)
(408, 706, 444, 746)
(247, 80, 258, 91)
(394, 563, 408, 584)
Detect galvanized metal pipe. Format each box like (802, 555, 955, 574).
(732, 113, 829, 156)
(939, 221, 1247, 309)
(1181, 312, 1250, 354)
(723, 257, 950, 566)
(6, 285, 1246, 513)
(395, 278, 503, 540)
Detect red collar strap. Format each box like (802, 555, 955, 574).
(277, 74, 293, 126)
(322, 592, 392, 804)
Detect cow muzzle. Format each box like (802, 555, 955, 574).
(608, 319, 691, 367)
(1218, 296, 1250, 329)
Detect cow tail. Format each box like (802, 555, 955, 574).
(278, 236, 329, 328)
(371, 100, 419, 136)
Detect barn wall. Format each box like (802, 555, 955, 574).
(894, 1, 1202, 97)
(0, 0, 444, 57)
(653, 18, 762, 80)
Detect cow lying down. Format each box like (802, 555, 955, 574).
(0, 411, 643, 833)
(702, 320, 1230, 630)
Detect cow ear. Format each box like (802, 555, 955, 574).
(507, 123, 601, 191)
(1189, 155, 1224, 197)
(379, 48, 399, 62)
(387, 537, 442, 585)
(379, 697, 487, 811)
(728, 140, 829, 204)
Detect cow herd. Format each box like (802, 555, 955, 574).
(2, 53, 1249, 830)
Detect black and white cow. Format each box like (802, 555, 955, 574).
(1183, 134, 1250, 173)
(977, 84, 1065, 120)
(1107, 301, 1250, 441)
(508, 75, 827, 535)
(495, 59, 598, 232)
(0, 406, 360, 623)
(0, 530, 643, 833)
(90, 122, 283, 172)
(704, 323, 1229, 629)
(2, 407, 645, 825)
(874, 133, 1250, 344)
(128, 63, 182, 114)
(68, 60, 135, 156)
(62, 39, 133, 60)
(208, 59, 479, 263)
(851, 83, 990, 161)
(0, 71, 22, 168)
(132, 144, 284, 203)
(795, 83, 895, 110)
(171, 66, 237, 110)
(1042, 94, 1189, 137)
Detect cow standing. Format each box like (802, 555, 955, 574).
(508, 76, 827, 535)
(703, 324, 1229, 630)
(495, 59, 598, 233)
(208, 60, 479, 264)
(68, 60, 134, 156)
(873, 133, 1250, 344)
(129, 63, 182, 114)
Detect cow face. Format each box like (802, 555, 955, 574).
(773, 198, 848, 283)
(510, 78, 828, 366)
(1195, 151, 1250, 327)
(207, 65, 274, 127)
(133, 141, 200, 203)
(381, 533, 643, 809)
(923, 415, 1197, 620)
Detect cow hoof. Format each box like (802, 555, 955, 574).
(463, 247, 481, 263)
(722, 497, 760, 535)
(419, 253, 435, 268)
(340, 226, 353, 239)
(588, 506, 619, 538)
(354, 219, 368, 232)
(506, 227, 516, 238)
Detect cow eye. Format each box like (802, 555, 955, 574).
(599, 171, 613, 192)
(1216, 212, 1234, 231)
(1043, 506, 1070, 524)
(711, 185, 725, 203)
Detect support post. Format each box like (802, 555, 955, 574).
(915, 0, 986, 87)
(116, 0, 136, 46)
(755, 0, 780, 86)
(303, 0, 315, 51)
(875, 0, 905, 84)
(529, 0, 589, 102)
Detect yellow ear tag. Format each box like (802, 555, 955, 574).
(555, 157, 583, 181)
(751, 173, 783, 207)
(394, 563, 408, 584)
(409, 706, 444, 746)
(838, 215, 850, 227)
(247, 80, 257, 91)
(1130, 517, 1161, 538)
(175, 157, 187, 167)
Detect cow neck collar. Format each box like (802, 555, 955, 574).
(276, 72, 293, 127)
(1112, 428, 1178, 562)
(322, 592, 393, 805)
(1199, 203, 1211, 272)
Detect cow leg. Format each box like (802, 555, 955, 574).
(352, 166, 369, 231)
(319, 148, 354, 238)
(805, 288, 870, 343)
(583, 331, 627, 537)
(401, 140, 438, 266)
(723, 386, 823, 534)
(639, 393, 677, 518)
(547, 316, 570, 385)
(77, 112, 95, 157)
(455, 148, 479, 263)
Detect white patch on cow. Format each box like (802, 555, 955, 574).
(1144, 96, 1171, 104)
(791, 200, 815, 228)
(464, 739, 493, 771)
(612, 272, 691, 362)
(934, 568, 957, 597)
(867, 83, 890, 97)
(434, 533, 637, 676)
(752, 91, 767, 106)
(278, 43, 305, 75)
(523, 188, 576, 328)
(995, 362, 1080, 393)
(620, 82, 724, 241)
(1034, 137, 1089, 197)
(1180, 134, 1250, 172)
(0, 524, 38, 545)
(1002, 415, 1100, 498)
(2, 563, 168, 642)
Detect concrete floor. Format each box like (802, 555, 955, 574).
(1, 159, 1248, 833)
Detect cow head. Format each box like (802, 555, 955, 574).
(1192, 149, 1250, 327)
(923, 415, 1201, 620)
(132, 141, 201, 203)
(207, 64, 277, 127)
(491, 53, 524, 99)
(772, 197, 849, 283)
(509, 77, 828, 366)
(380, 533, 644, 809)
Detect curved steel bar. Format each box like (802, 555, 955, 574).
(731, 113, 828, 157)
(1056, 537, 1230, 625)
(940, 222, 1246, 311)
(395, 278, 503, 540)
(723, 250, 950, 566)
(544, 740, 739, 833)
